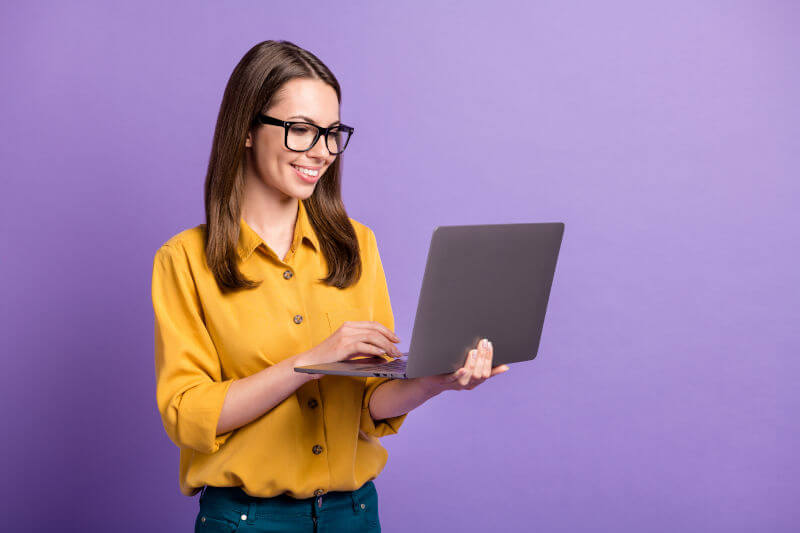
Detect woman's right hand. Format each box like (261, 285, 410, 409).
(295, 320, 403, 380)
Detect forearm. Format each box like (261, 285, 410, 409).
(368, 377, 442, 421)
(216, 354, 315, 435)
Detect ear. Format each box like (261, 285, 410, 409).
(245, 130, 253, 148)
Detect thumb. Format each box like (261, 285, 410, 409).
(445, 368, 465, 383)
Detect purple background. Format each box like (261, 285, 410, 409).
(2, 1, 797, 531)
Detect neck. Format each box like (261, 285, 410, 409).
(240, 173, 299, 239)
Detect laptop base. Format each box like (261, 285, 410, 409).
(294, 355, 409, 378)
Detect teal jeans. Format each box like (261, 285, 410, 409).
(194, 481, 381, 532)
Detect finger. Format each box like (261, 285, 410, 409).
(351, 340, 389, 358)
(470, 351, 487, 387)
(455, 352, 471, 388)
(478, 339, 491, 379)
(371, 321, 401, 343)
(468, 340, 487, 384)
(342, 321, 401, 343)
(351, 331, 402, 357)
(459, 349, 477, 387)
(349, 327, 402, 357)
(490, 364, 510, 377)
(467, 348, 485, 389)
(446, 368, 467, 384)
(482, 340, 493, 379)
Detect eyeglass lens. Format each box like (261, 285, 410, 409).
(287, 124, 350, 154)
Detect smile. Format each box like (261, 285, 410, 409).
(291, 164, 320, 183)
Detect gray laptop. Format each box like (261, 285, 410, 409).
(294, 222, 565, 379)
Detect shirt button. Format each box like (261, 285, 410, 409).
(241, 514, 248, 520)
(307, 398, 318, 408)
(314, 488, 325, 496)
(293, 314, 303, 324)
(312, 444, 323, 455)
(283, 270, 293, 280)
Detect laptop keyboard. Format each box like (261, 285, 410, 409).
(357, 359, 407, 373)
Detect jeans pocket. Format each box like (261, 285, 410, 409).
(359, 482, 381, 530)
(195, 503, 241, 532)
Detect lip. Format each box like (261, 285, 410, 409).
(291, 164, 320, 184)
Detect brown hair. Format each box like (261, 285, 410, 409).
(203, 40, 361, 293)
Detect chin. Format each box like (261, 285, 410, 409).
(287, 184, 316, 200)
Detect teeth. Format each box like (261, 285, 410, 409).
(293, 165, 319, 177)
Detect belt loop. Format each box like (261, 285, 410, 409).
(350, 487, 361, 513)
(246, 502, 256, 525)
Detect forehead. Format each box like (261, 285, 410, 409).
(271, 78, 339, 123)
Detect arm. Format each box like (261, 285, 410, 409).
(367, 344, 510, 420)
(370, 341, 510, 421)
(216, 353, 314, 435)
(368, 377, 441, 421)
(152, 244, 316, 452)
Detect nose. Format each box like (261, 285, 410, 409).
(306, 131, 331, 161)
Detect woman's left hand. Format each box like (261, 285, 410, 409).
(416, 338, 509, 395)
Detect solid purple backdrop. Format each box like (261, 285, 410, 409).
(2, 1, 797, 531)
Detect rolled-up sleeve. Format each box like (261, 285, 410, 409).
(152, 244, 235, 454)
(360, 229, 409, 437)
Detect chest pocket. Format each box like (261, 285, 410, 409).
(325, 307, 369, 333)
(319, 308, 370, 418)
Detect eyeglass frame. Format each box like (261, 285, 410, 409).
(254, 113, 354, 155)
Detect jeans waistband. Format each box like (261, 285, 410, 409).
(200, 481, 375, 518)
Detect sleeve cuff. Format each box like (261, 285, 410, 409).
(167, 378, 236, 454)
(360, 377, 408, 437)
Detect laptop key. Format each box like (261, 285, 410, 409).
(357, 360, 407, 372)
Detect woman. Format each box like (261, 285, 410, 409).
(151, 40, 509, 532)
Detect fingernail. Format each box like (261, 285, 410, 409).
(488, 341, 493, 350)
(481, 339, 488, 349)
(471, 350, 477, 359)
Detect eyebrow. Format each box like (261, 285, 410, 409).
(288, 115, 341, 127)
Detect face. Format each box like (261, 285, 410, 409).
(244, 78, 340, 201)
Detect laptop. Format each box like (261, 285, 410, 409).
(294, 222, 565, 379)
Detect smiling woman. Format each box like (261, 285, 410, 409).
(151, 39, 405, 532)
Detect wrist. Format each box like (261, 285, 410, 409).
(288, 352, 318, 383)
(413, 376, 445, 397)
(292, 348, 319, 368)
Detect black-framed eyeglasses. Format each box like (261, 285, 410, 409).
(255, 113, 354, 155)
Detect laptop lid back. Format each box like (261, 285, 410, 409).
(405, 222, 564, 379)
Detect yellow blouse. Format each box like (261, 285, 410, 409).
(151, 198, 408, 498)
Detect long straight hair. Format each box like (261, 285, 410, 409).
(203, 40, 361, 293)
